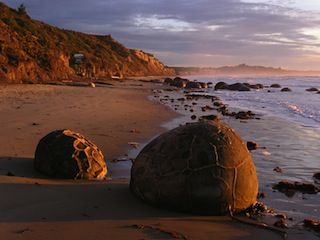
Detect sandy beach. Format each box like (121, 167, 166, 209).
(0, 81, 318, 240)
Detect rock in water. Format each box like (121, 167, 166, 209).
(247, 141, 258, 151)
(130, 121, 258, 215)
(34, 129, 107, 179)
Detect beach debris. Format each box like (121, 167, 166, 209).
(247, 202, 269, 216)
(270, 84, 281, 88)
(32, 122, 40, 126)
(131, 224, 187, 239)
(281, 87, 292, 92)
(247, 141, 258, 151)
(273, 180, 319, 195)
(128, 142, 139, 148)
(130, 121, 258, 215)
(273, 166, 283, 173)
(303, 219, 320, 233)
(229, 204, 287, 239)
(34, 129, 107, 180)
(306, 87, 319, 92)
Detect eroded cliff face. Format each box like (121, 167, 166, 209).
(0, 3, 175, 83)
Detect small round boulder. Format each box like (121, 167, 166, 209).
(34, 129, 107, 179)
(130, 121, 258, 215)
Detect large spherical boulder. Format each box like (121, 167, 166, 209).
(34, 129, 107, 180)
(130, 121, 258, 215)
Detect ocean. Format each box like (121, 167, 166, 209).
(186, 75, 320, 129)
(156, 75, 320, 223)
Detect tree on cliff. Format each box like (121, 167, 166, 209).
(17, 3, 27, 15)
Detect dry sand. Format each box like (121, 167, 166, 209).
(0, 81, 315, 240)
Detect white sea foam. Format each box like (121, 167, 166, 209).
(186, 75, 320, 129)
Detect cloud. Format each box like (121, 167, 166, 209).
(2, 0, 320, 70)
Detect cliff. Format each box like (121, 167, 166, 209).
(0, 2, 175, 83)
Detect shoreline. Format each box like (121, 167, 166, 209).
(151, 83, 320, 237)
(0, 81, 319, 240)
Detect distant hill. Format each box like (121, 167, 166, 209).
(0, 2, 174, 83)
(173, 64, 320, 76)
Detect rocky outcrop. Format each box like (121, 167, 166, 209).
(0, 2, 174, 83)
(270, 84, 281, 88)
(164, 77, 208, 89)
(214, 82, 251, 91)
(281, 87, 292, 92)
(306, 87, 319, 92)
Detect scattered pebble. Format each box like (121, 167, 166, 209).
(273, 166, 283, 173)
(190, 115, 197, 120)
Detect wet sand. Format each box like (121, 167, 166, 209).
(0, 81, 318, 240)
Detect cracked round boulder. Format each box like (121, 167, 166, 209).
(130, 121, 258, 215)
(34, 129, 107, 180)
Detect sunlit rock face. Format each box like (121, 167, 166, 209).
(130, 121, 258, 215)
(0, 2, 175, 83)
(34, 129, 107, 180)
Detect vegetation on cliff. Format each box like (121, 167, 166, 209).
(0, 2, 174, 83)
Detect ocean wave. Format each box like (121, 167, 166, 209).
(287, 104, 304, 114)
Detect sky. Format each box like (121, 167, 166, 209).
(2, 0, 320, 70)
